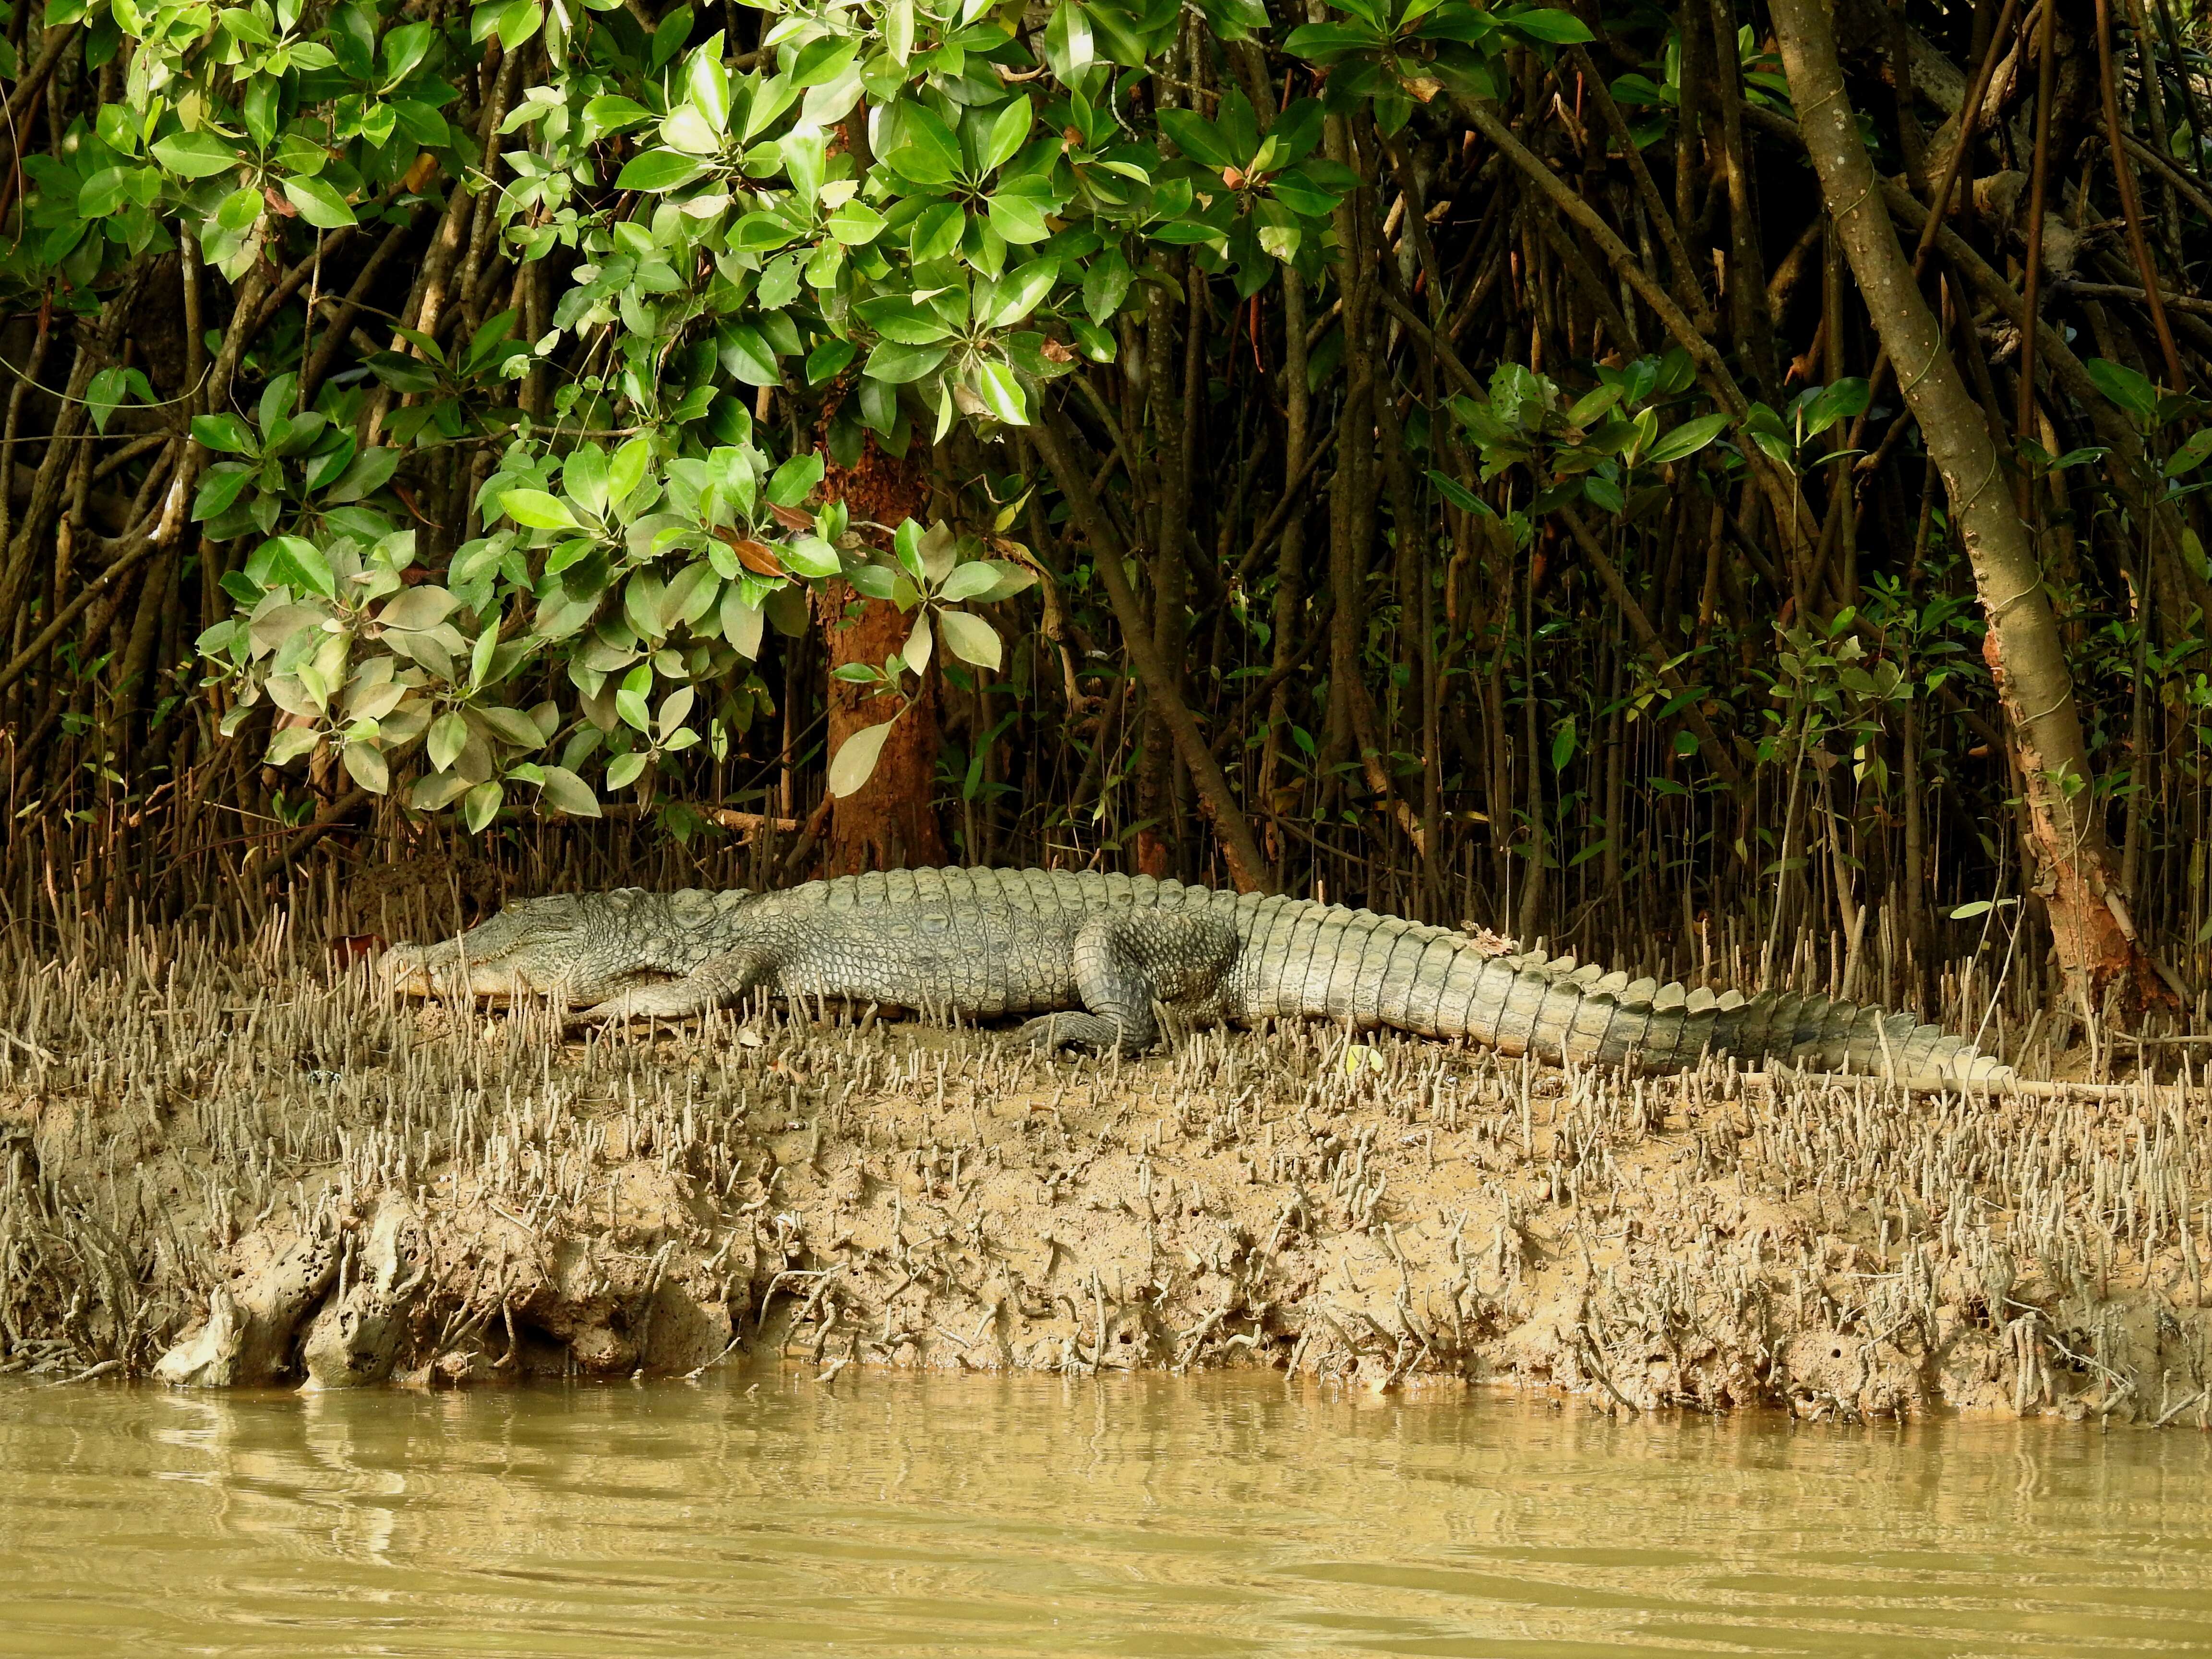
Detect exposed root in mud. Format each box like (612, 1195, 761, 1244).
(4, 916, 2212, 1425)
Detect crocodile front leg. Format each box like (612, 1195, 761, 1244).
(1021, 909, 1238, 1053)
(576, 949, 771, 1022)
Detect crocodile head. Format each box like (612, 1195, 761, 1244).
(380, 889, 745, 1007)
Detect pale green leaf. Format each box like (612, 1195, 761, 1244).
(936, 608, 1002, 669)
(826, 718, 894, 797)
(500, 488, 581, 529)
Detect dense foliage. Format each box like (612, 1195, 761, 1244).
(3, 0, 2211, 1026)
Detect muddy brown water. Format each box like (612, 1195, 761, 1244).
(4, 1373, 2212, 1657)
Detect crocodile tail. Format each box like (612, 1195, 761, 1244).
(1420, 944, 2012, 1084)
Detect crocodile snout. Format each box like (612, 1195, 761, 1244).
(377, 942, 533, 1001)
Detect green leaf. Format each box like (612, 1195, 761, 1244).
(1044, 0, 1093, 78)
(322, 445, 401, 504)
(808, 338, 858, 384)
(364, 352, 441, 395)
(651, 3, 693, 66)
(469, 622, 501, 689)
(856, 296, 954, 344)
(565, 450, 613, 523)
(585, 95, 656, 134)
(428, 711, 469, 771)
(986, 259, 1058, 327)
(1267, 165, 1350, 217)
(790, 34, 858, 87)
(282, 175, 358, 228)
(656, 684, 696, 739)
(192, 463, 255, 522)
(1566, 385, 1620, 428)
(78, 166, 140, 218)
(1800, 376, 1870, 438)
(766, 451, 825, 509)
(481, 705, 548, 747)
(260, 536, 337, 600)
(1948, 899, 2017, 920)
(686, 43, 733, 134)
(86, 366, 132, 435)
(607, 437, 651, 506)
(409, 771, 470, 812)
(986, 187, 1052, 245)
(493, 0, 542, 48)
(936, 608, 1002, 669)
(780, 535, 843, 579)
(501, 488, 581, 530)
(1157, 108, 1238, 170)
(616, 149, 708, 192)
(801, 61, 865, 127)
(1070, 319, 1116, 361)
(882, 103, 962, 185)
(1198, 0, 1272, 41)
(1427, 469, 1483, 513)
(152, 131, 240, 178)
(380, 18, 434, 83)
(463, 781, 505, 833)
(1083, 252, 1133, 324)
(538, 765, 601, 817)
(779, 123, 826, 200)
(379, 587, 459, 632)
(973, 360, 1028, 424)
(1282, 21, 1387, 61)
(2085, 357, 2161, 423)
(866, 340, 950, 383)
(2167, 430, 2212, 478)
(827, 718, 894, 797)
(266, 726, 322, 766)
(910, 202, 965, 264)
(733, 210, 802, 252)
(826, 199, 887, 245)
(937, 562, 1002, 602)
(721, 588, 766, 658)
(983, 95, 1034, 172)
(1644, 412, 1731, 466)
(1498, 4, 1595, 43)
(719, 324, 781, 386)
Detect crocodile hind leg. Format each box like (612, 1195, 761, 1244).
(576, 950, 770, 1022)
(1021, 909, 1239, 1054)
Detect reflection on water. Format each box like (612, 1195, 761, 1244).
(4, 1369, 2212, 1656)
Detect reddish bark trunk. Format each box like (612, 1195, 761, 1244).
(813, 439, 943, 876)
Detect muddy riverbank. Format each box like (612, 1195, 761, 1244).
(2, 920, 2210, 1423)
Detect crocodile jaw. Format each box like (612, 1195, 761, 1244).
(377, 894, 607, 1004)
(379, 942, 537, 1002)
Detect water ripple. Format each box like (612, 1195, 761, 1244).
(3, 1373, 2211, 1657)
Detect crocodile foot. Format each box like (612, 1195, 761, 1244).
(1018, 1012, 1133, 1054)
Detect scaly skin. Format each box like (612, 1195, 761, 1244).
(381, 867, 2013, 1084)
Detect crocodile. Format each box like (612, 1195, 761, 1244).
(381, 866, 2011, 1084)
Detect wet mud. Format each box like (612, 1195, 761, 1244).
(4, 919, 2211, 1424)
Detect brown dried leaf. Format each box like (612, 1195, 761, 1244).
(720, 531, 785, 577)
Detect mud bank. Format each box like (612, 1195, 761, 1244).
(3, 923, 2212, 1423)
